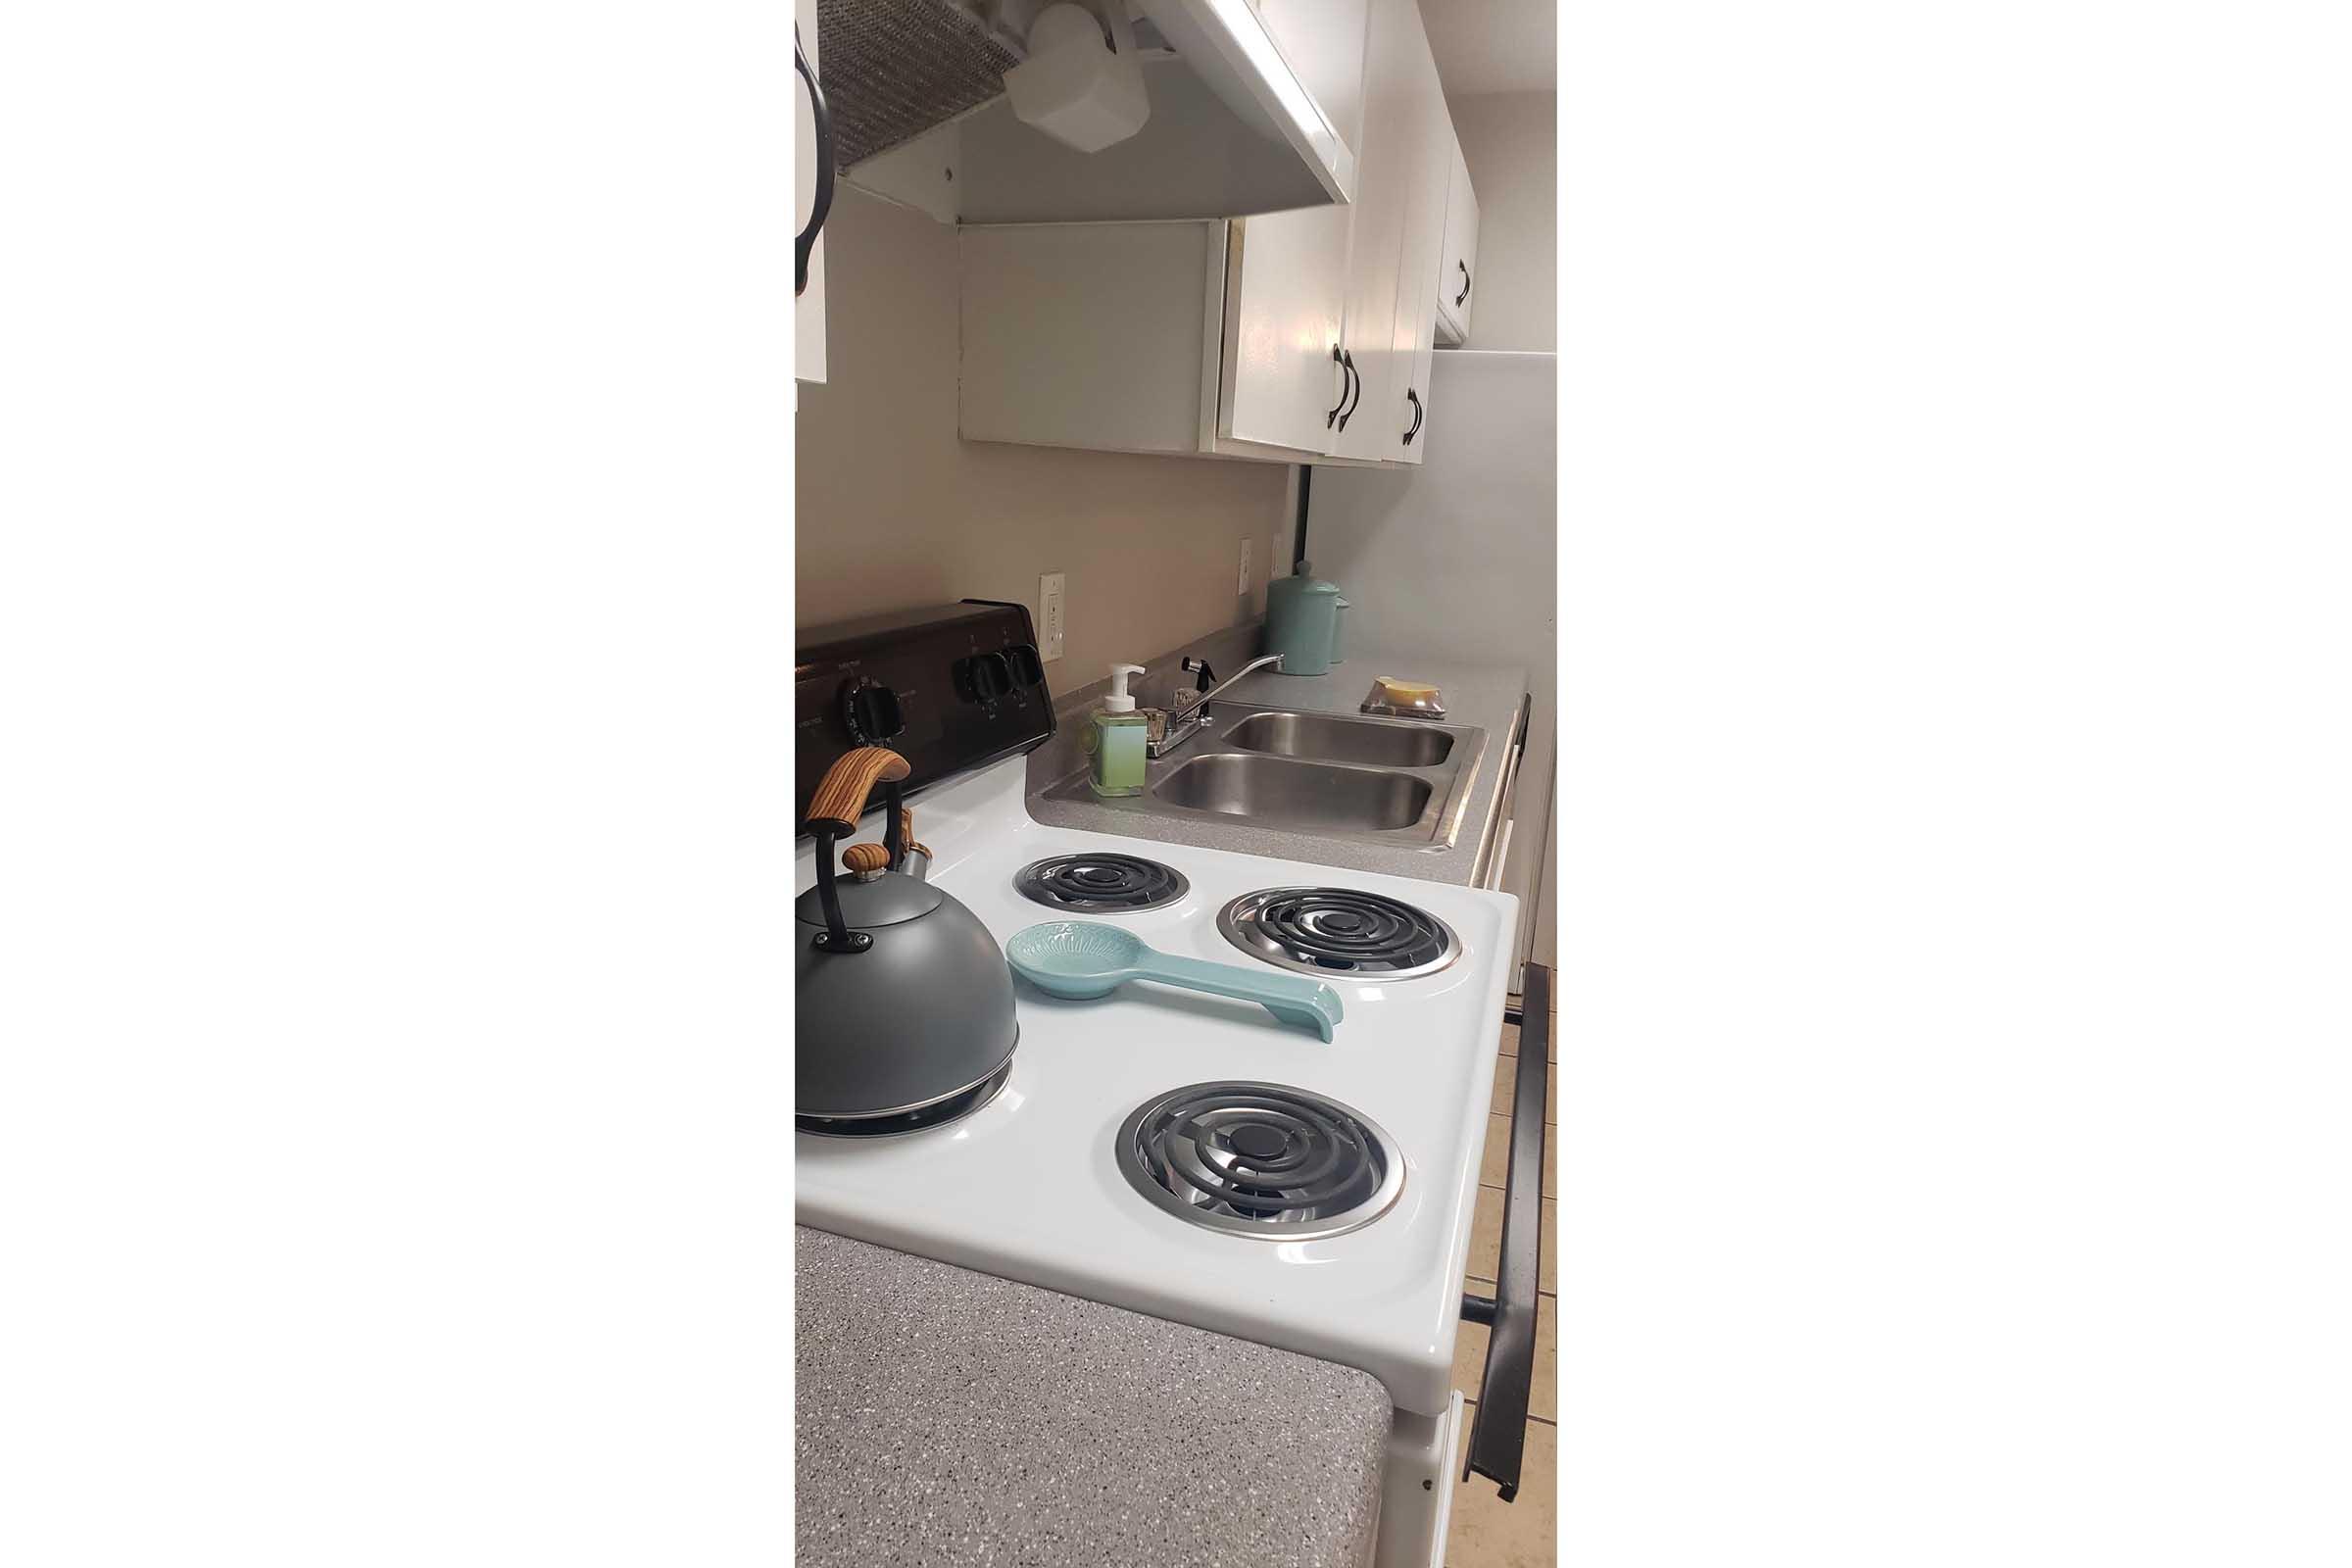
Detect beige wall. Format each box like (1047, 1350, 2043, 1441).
(1448, 90, 1555, 352)
(797, 185, 1291, 679)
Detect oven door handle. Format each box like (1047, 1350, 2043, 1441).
(1460, 960, 1550, 1500)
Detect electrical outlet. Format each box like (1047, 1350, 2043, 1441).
(1238, 538, 1252, 600)
(1039, 572, 1066, 662)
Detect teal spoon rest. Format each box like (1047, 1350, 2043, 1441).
(1004, 920, 1344, 1042)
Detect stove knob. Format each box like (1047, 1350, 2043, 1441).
(842, 681, 906, 744)
(964, 651, 1013, 703)
(1005, 642, 1046, 688)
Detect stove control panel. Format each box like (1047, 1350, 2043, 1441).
(795, 600, 1054, 833)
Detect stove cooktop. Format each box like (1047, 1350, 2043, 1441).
(794, 757, 1519, 1419)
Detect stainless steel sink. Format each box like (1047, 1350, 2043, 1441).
(1153, 754, 1433, 830)
(1224, 710, 1454, 767)
(1043, 705, 1486, 854)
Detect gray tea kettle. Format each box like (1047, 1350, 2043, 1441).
(797, 747, 1019, 1130)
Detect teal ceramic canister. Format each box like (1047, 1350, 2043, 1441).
(1264, 567, 1343, 676)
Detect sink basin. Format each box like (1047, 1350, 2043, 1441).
(1040, 705, 1486, 852)
(1224, 710, 1454, 767)
(1152, 754, 1432, 831)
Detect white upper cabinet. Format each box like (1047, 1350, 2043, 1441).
(1324, 0, 1420, 463)
(1377, 10, 1452, 465)
(1434, 129, 1480, 346)
(960, 221, 1231, 457)
(795, 0, 826, 384)
(1217, 204, 1351, 455)
(1208, 0, 1367, 452)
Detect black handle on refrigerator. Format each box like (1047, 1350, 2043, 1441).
(795, 24, 834, 299)
(1460, 961, 1549, 1501)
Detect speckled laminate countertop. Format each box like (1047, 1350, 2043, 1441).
(796, 1226, 1391, 1568)
(1026, 644, 1530, 886)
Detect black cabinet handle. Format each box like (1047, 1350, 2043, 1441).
(1460, 962, 1550, 1501)
(1402, 386, 1424, 445)
(1336, 349, 1362, 431)
(1456, 259, 1471, 308)
(1325, 346, 1348, 428)
(795, 24, 834, 299)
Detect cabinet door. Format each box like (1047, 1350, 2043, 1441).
(1378, 9, 1450, 464)
(794, 0, 825, 383)
(962, 222, 1222, 456)
(1435, 129, 1480, 345)
(1218, 206, 1350, 454)
(1326, 0, 1418, 463)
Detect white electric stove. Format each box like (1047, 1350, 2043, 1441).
(797, 751, 1519, 1568)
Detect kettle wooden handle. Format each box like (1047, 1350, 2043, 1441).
(839, 807, 926, 876)
(805, 747, 910, 835)
(897, 808, 933, 859)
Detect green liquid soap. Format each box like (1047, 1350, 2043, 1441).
(1087, 662, 1149, 798)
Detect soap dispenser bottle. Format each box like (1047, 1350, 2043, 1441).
(1085, 663, 1149, 798)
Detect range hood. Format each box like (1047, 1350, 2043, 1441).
(820, 0, 1363, 224)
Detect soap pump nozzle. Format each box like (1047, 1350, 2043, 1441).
(1103, 662, 1144, 713)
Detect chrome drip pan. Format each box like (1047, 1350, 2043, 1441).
(1014, 852, 1190, 913)
(1218, 887, 1461, 980)
(1115, 1082, 1404, 1241)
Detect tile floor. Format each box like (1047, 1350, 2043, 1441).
(1446, 1004, 1558, 1567)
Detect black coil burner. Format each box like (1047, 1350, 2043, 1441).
(796, 1058, 1012, 1140)
(1014, 853, 1190, 913)
(1115, 1082, 1403, 1240)
(1217, 887, 1460, 980)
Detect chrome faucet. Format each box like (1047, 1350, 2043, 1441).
(1149, 654, 1284, 759)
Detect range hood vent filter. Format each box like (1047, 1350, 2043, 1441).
(816, 0, 1020, 171)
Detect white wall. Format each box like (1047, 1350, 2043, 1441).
(797, 186, 1291, 679)
(1411, 82, 1558, 973)
(1306, 351, 1556, 973)
(1447, 89, 1555, 352)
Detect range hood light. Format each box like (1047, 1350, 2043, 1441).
(1199, 0, 1339, 164)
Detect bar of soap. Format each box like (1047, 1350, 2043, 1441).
(1373, 677, 1440, 705)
